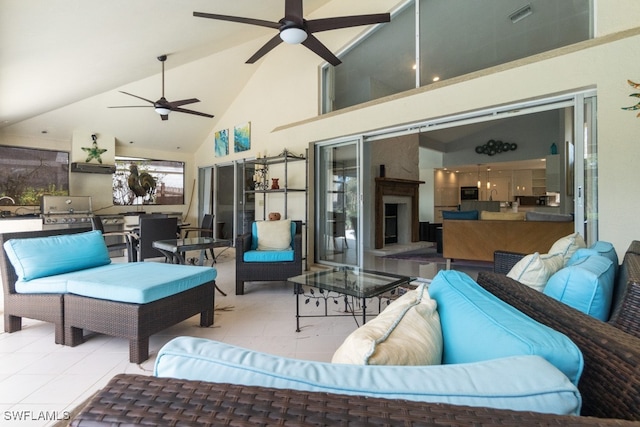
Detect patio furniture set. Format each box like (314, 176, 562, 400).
(2, 221, 640, 424)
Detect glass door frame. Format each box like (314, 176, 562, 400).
(312, 89, 597, 269)
(315, 136, 363, 268)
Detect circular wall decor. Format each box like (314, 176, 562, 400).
(475, 140, 517, 156)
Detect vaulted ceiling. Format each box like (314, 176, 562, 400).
(0, 0, 337, 152)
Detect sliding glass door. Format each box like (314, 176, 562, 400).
(316, 138, 361, 267)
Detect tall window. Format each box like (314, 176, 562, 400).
(113, 156, 185, 205)
(322, 0, 592, 113)
(0, 146, 69, 206)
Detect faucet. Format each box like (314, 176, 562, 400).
(0, 196, 16, 205)
(489, 189, 498, 201)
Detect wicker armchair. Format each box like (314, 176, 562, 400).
(235, 220, 302, 295)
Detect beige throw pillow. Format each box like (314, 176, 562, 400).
(256, 219, 292, 251)
(331, 284, 442, 366)
(507, 252, 564, 292)
(549, 232, 586, 264)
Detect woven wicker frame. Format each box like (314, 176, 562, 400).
(64, 280, 215, 363)
(68, 374, 639, 426)
(1, 228, 92, 345)
(476, 241, 640, 420)
(235, 221, 302, 295)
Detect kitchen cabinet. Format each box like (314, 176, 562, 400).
(513, 170, 533, 196)
(532, 169, 546, 196)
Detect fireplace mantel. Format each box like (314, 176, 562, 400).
(375, 178, 424, 249)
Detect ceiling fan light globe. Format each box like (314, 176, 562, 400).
(280, 27, 307, 44)
(154, 107, 171, 115)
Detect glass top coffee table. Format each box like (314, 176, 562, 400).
(288, 267, 413, 332)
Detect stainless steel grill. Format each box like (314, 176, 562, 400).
(41, 196, 94, 230)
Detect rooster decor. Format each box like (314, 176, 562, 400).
(127, 164, 156, 202)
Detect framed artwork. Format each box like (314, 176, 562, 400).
(215, 129, 229, 157)
(234, 121, 251, 153)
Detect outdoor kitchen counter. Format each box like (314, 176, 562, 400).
(0, 216, 42, 233)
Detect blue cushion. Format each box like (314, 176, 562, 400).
(64, 263, 217, 304)
(155, 337, 581, 415)
(544, 255, 615, 321)
(428, 270, 583, 385)
(3, 230, 111, 282)
(568, 241, 618, 267)
(442, 210, 478, 220)
(243, 249, 295, 262)
(251, 220, 297, 250)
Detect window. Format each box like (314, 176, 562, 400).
(322, 0, 592, 113)
(0, 146, 69, 206)
(113, 156, 185, 205)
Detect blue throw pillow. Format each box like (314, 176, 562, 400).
(568, 241, 618, 267)
(545, 254, 615, 321)
(428, 270, 583, 385)
(442, 210, 478, 220)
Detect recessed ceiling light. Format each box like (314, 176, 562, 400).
(432, 76, 440, 82)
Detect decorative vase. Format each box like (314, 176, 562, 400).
(271, 178, 280, 190)
(268, 212, 281, 221)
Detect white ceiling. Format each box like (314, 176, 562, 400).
(0, 0, 335, 152)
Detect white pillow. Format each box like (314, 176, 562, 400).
(331, 284, 442, 366)
(256, 219, 292, 251)
(507, 252, 564, 292)
(549, 232, 586, 264)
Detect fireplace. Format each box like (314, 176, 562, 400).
(375, 177, 424, 249)
(385, 203, 398, 244)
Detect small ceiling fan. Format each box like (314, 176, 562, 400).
(109, 55, 214, 121)
(193, 0, 390, 66)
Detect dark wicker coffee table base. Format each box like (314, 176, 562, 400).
(69, 374, 637, 426)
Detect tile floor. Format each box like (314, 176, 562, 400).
(0, 244, 487, 426)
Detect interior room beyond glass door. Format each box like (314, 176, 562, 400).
(316, 141, 360, 267)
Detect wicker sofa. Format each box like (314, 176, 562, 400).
(475, 240, 640, 420)
(65, 261, 640, 425)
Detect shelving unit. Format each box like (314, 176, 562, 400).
(241, 149, 308, 269)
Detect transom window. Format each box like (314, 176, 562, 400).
(322, 0, 593, 113)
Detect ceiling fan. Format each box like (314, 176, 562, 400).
(193, 0, 390, 66)
(109, 55, 214, 121)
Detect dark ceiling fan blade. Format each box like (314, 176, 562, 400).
(284, 0, 304, 24)
(108, 105, 152, 109)
(306, 13, 391, 33)
(193, 12, 280, 29)
(168, 98, 200, 108)
(246, 33, 284, 64)
(302, 34, 341, 66)
(172, 107, 214, 118)
(118, 91, 155, 104)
